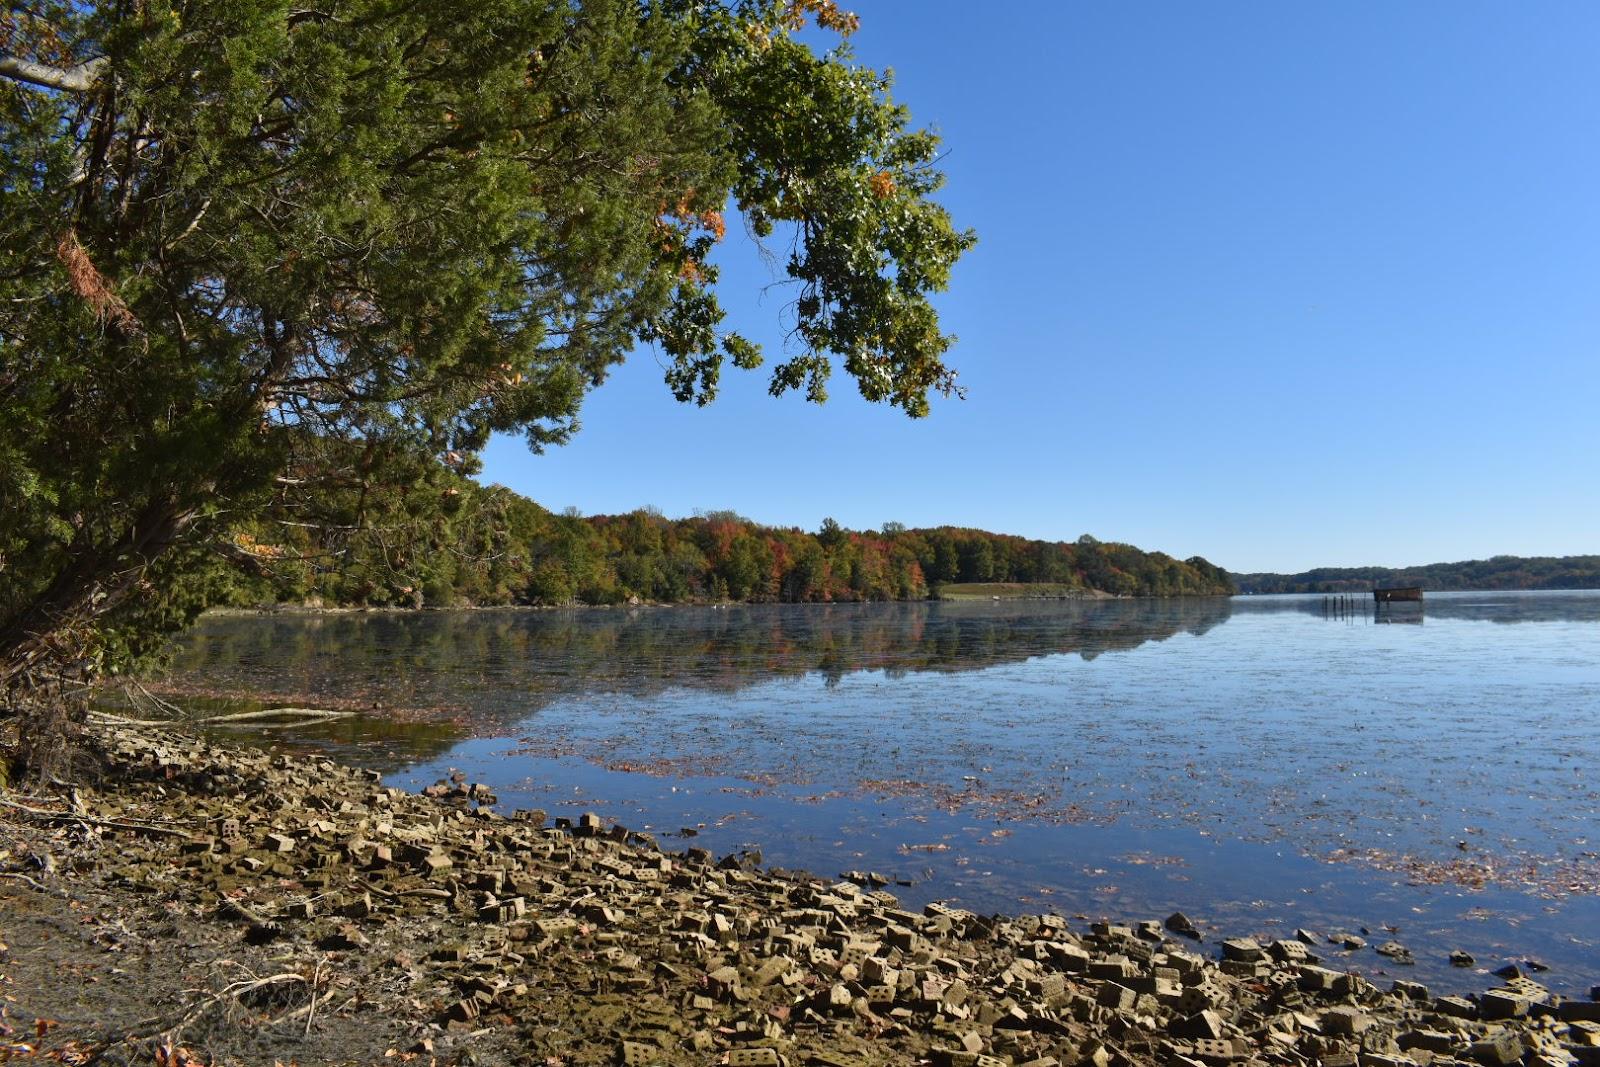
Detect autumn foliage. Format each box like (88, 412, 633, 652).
(228, 470, 1233, 610)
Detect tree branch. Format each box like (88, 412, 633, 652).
(0, 54, 109, 93)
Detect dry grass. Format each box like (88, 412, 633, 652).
(938, 582, 1099, 600)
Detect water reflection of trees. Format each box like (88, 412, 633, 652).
(156, 598, 1233, 727)
(1233, 591, 1600, 625)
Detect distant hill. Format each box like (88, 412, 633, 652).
(1230, 555, 1600, 594)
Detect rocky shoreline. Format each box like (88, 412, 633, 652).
(2, 727, 1597, 1066)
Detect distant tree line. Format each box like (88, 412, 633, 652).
(1231, 556, 1600, 594)
(218, 463, 1234, 609)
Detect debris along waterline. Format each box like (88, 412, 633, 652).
(397, 741, 1600, 995)
(3, 728, 1598, 1065)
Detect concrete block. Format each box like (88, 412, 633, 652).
(1398, 1030, 1459, 1054)
(1031, 972, 1065, 999)
(1169, 1010, 1225, 1041)
(1088, 956, 1135, 980)
(1047, 941, 1090, 972)
(1221, 938, 1264, 962)
(1504, 976, 1551, 1004)
(862, 957, 897, 985)
(726, 1049, 782, 1067)
(180, 835, 215, 855)
(1468, 1032, 1524, 1067)
(1321, 1006, 1374, 1036)
(1270, 939, 1311, 964)
(1567, 1020, 1600, 1045)
(1181, 981, 1225, 1014)
(865, 983, 897, 1006)
(1097, 983, 1137, 1011)
(1192, 1037, 1244, 1062)
(1361, 1055, 1420, 1067)
(1433, 996, 1478, 1020)
(536, 916, 579, 939)
(1479, 989, 1531, 1020)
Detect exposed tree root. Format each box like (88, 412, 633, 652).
(126, 971, 311, 1045)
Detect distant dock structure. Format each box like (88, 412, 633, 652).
(1321, 592, 1368, 621)
(1321, 585, 1423, 624)
(1372, 585, 1424, 623)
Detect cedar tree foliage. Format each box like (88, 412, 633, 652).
(0, 0, 974, 695)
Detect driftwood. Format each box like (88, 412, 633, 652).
(91, 706, 354, 728)
(0, 796, 191, 838)
(97, 680, 353, 730)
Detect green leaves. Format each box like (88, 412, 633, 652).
(701, 26, 975, 415)
(0, 0, 974, 681)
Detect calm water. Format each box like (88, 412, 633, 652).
(150, 592, 1600, 992)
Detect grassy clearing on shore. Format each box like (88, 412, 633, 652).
(938, 582, 1101, 600)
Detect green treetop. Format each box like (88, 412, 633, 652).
(0, 0, 974, 692)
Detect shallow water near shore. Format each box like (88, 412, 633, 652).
(150, 591, 1600, 993)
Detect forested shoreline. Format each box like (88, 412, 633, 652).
(1231, 555, 1600, 594)
(221, 471, 1234, 609)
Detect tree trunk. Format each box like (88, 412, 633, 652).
(0, 499, 197, 696)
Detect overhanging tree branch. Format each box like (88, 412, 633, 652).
(0, 54, 109, 93)
(0, 0, 975, 713)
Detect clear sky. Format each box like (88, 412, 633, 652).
(479, 1, 1600, 574)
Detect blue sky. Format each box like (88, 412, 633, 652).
(480, 2, 1600, 574)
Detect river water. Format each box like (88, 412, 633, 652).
(149, 591, 1600, 993)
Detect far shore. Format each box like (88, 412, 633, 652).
(201, 586, 1175, 617)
